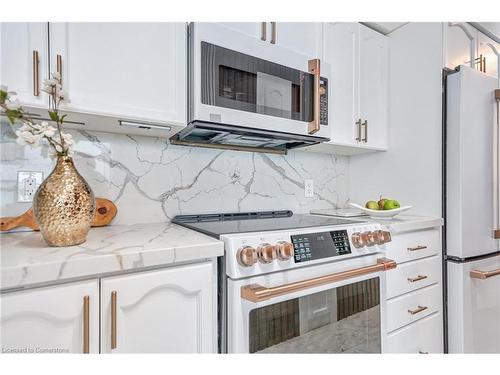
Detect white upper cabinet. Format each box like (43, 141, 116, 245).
(100, 262, 215, 353)
(311, 22, 388, 155)
(48, 22, 186, 127)
(0, 280, 99, 354)
(477, 31, 499, 79)
(217, 22, 322, 57)
(0, 23, 49, 108)
(358, 24, 389, 149)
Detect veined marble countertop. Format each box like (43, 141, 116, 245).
(359, 215, 443, 233)
(0, 223, 224, 292)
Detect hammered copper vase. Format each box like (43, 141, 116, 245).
(33, 156, 95, 247)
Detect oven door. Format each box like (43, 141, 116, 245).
(227, 255, 394, 353)
(190, 23, 330, 139)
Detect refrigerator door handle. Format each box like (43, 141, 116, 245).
(470, 267, 500, 280)
(494, 89, 500, 239)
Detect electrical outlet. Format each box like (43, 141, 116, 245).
(17, 171, 43, 202)
(304, 179, 314, 198)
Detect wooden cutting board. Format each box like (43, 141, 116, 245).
(0, 198, 117, 232)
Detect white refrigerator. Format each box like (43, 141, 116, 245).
(446, 65, 500, 353)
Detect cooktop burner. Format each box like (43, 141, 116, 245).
(172, 210, 365, 238)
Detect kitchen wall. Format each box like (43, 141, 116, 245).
(349, 23, 443, 216)
(0, 121, 350, 226)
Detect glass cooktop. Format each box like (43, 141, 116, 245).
(172, 210, 365, 238)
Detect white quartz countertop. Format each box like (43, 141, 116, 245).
(361, 215, 443, 233)
(0, 222, 224, 291)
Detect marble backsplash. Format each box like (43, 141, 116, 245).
(0, 122, 350, 226)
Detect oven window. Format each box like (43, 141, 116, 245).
(248, 277, 380, 353)
(201, 42, 327, 124)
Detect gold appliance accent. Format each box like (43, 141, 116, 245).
(307, 58, 322, 135)
(237, 246, 258, 267)
(351, 232, 365, 248)
(408, 305, 428, 315)
(276, 241, 294, 261)
(362, 120, 368, 142)
(111, 291, 117, 349)
(56, 54, 63, 83)
(470, 267, 500, 280)
(407, 245, 427, 252)
(407, 275, 428, 283)
(241, 258, 397, 303)
(355, 119, 362, 141)
(32, 50, 40, 97)
(83, 296, 89, 354)
(257, 243, 276, 264)
(270, 22, 276, 44)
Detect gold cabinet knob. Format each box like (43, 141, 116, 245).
(237, 246, 258, 267)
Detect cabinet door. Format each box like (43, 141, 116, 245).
(100, 262, 215, 353)
(0, 22, 49, 108)
(359, 24, 388, 149)
(217, 22, 263, 40)
(273, 22, 323, 57)
(477, 31, 499, 78)
(322, 22, 360, 146)
(48, 22, 186, 126)
(444, 22, 477, 70)
(0, 280, 99, 354)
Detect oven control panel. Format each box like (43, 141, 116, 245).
(223, 224, 392, 279)
(291, 230, 351, 263)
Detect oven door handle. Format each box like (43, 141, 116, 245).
(241, 257, 397, 303)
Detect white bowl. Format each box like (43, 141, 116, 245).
(348, 203, 412, 220)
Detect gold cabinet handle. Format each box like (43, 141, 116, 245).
(362, 120, 368, 143)
(355, 119, 362, 142)
(407, 275, 428, 283)
(83, 295, 90, 354)
(260, 22, 267, 41)
(111, 291, 117, 349)
(470, 268, 500, 280)
(270, 22, 276, 44)
(56, 54, 63, 84)
(307, 58, 322, 135)
(241, 257, 396, 303)
(32, 50, 40, 97)
(407, 245, 427, 252)
(408, 305, 428, 315)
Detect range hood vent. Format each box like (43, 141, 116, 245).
(170, 121, 329, 155)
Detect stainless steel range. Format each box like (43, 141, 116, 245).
(173, 210, 396, 353)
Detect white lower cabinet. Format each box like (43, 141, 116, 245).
(0, 261, 216, 354)
(0, 280, 99, 354)
(387, 312, 444, 354)
(100, 262, 215, 353)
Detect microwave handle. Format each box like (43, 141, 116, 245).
(241, 257, 396, 303)
(307, 58, 324, 135)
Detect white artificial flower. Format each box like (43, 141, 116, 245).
(57, 90, 70, 103)
(52, 72, 61, 81)
(15, 130, 42, 148)
(38, 121, 57, 138)
(5, 99, 21, 110)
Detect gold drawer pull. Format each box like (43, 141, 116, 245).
(470, 268, 500, 280)
(407, 245, 427, 251)
(241, 258, 396, 303)
(408, 305, 428, 315)
(32, 50, 40, 97)
(408, 275, 428, 283)
(111, 291, 117, 349)
(83, 295, 89, 354)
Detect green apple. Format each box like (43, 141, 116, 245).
(365, 201, 379, 210)
(383, 199, 401, 210)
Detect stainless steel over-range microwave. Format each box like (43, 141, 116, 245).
(170, 23, 330, 154)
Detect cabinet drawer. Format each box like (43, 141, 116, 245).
(386, 312, 444, 353)
(386, 284, 442, 332)
(386, 255, 441, 299)
(387, 229, 441, 264)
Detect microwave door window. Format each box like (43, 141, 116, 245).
(256, 73, 292, 119)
